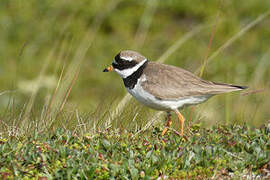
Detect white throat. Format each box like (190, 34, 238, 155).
(114, 59, 147, 79)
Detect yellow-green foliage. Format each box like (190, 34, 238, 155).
(0, 123, 269, 179)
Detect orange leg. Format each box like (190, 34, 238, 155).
(174, 110, 185, 136)
(162, 112, 172, 136)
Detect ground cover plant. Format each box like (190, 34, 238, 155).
(1, 123, 269, 179)
(0, 0, 270, 179)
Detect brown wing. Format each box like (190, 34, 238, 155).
(141, 62, 246, 100)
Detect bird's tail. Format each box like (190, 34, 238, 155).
(209, 82, 248, 94)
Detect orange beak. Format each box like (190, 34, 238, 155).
(103, 65, 114, 72)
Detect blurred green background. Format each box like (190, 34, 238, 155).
(0, 0, 269, 132)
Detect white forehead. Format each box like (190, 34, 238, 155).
(120, 56, 133, 61)
(118, 50, 146, 63)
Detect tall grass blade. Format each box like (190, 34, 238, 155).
(157, 25, 206, 63)
(133, 0, 158, 50)
(195, 10, 270, 75)
(251, 49, 270, 85)
(20, 44, 58, 129)
(199, 0, 222, 77)
(49, 0, 121, 119)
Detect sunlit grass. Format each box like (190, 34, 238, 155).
(1, 123, 269, 179)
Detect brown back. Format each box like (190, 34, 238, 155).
(141, 61, 245, 100)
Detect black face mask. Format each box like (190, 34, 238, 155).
(112, 53, 138, 70)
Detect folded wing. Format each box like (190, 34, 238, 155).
(141, 62, 247, 100)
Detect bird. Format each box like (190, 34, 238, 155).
(103, 50, 247, 136)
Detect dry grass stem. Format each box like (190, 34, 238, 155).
(21, 44, 58, 127)
(195, 10, 270, 75)
(59, 68, 80, 112)
(46, 64, 66, 117)
(199, 0, 222, 77)
(157, 25, 206, 63)
(133, 0, 158, 50)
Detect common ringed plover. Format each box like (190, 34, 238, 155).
(103, 50, 247, 136)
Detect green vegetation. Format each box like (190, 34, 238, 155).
(0, 0, 270, 179)
(1, 123, 269, 179)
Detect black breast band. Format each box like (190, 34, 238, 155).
(123, 60, 148, 89)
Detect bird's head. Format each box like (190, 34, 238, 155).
(103, 50, 147, 78)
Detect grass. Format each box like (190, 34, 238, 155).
(0, 0, 270, 178)
(1, 0, 269, 130)
(1, 123, 269, 179)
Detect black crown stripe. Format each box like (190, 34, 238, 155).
(112, 53, 138, 70)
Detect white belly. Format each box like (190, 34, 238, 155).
(126, 79, 210, 111)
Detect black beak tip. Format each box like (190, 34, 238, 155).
(103, 68, 108, 72)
